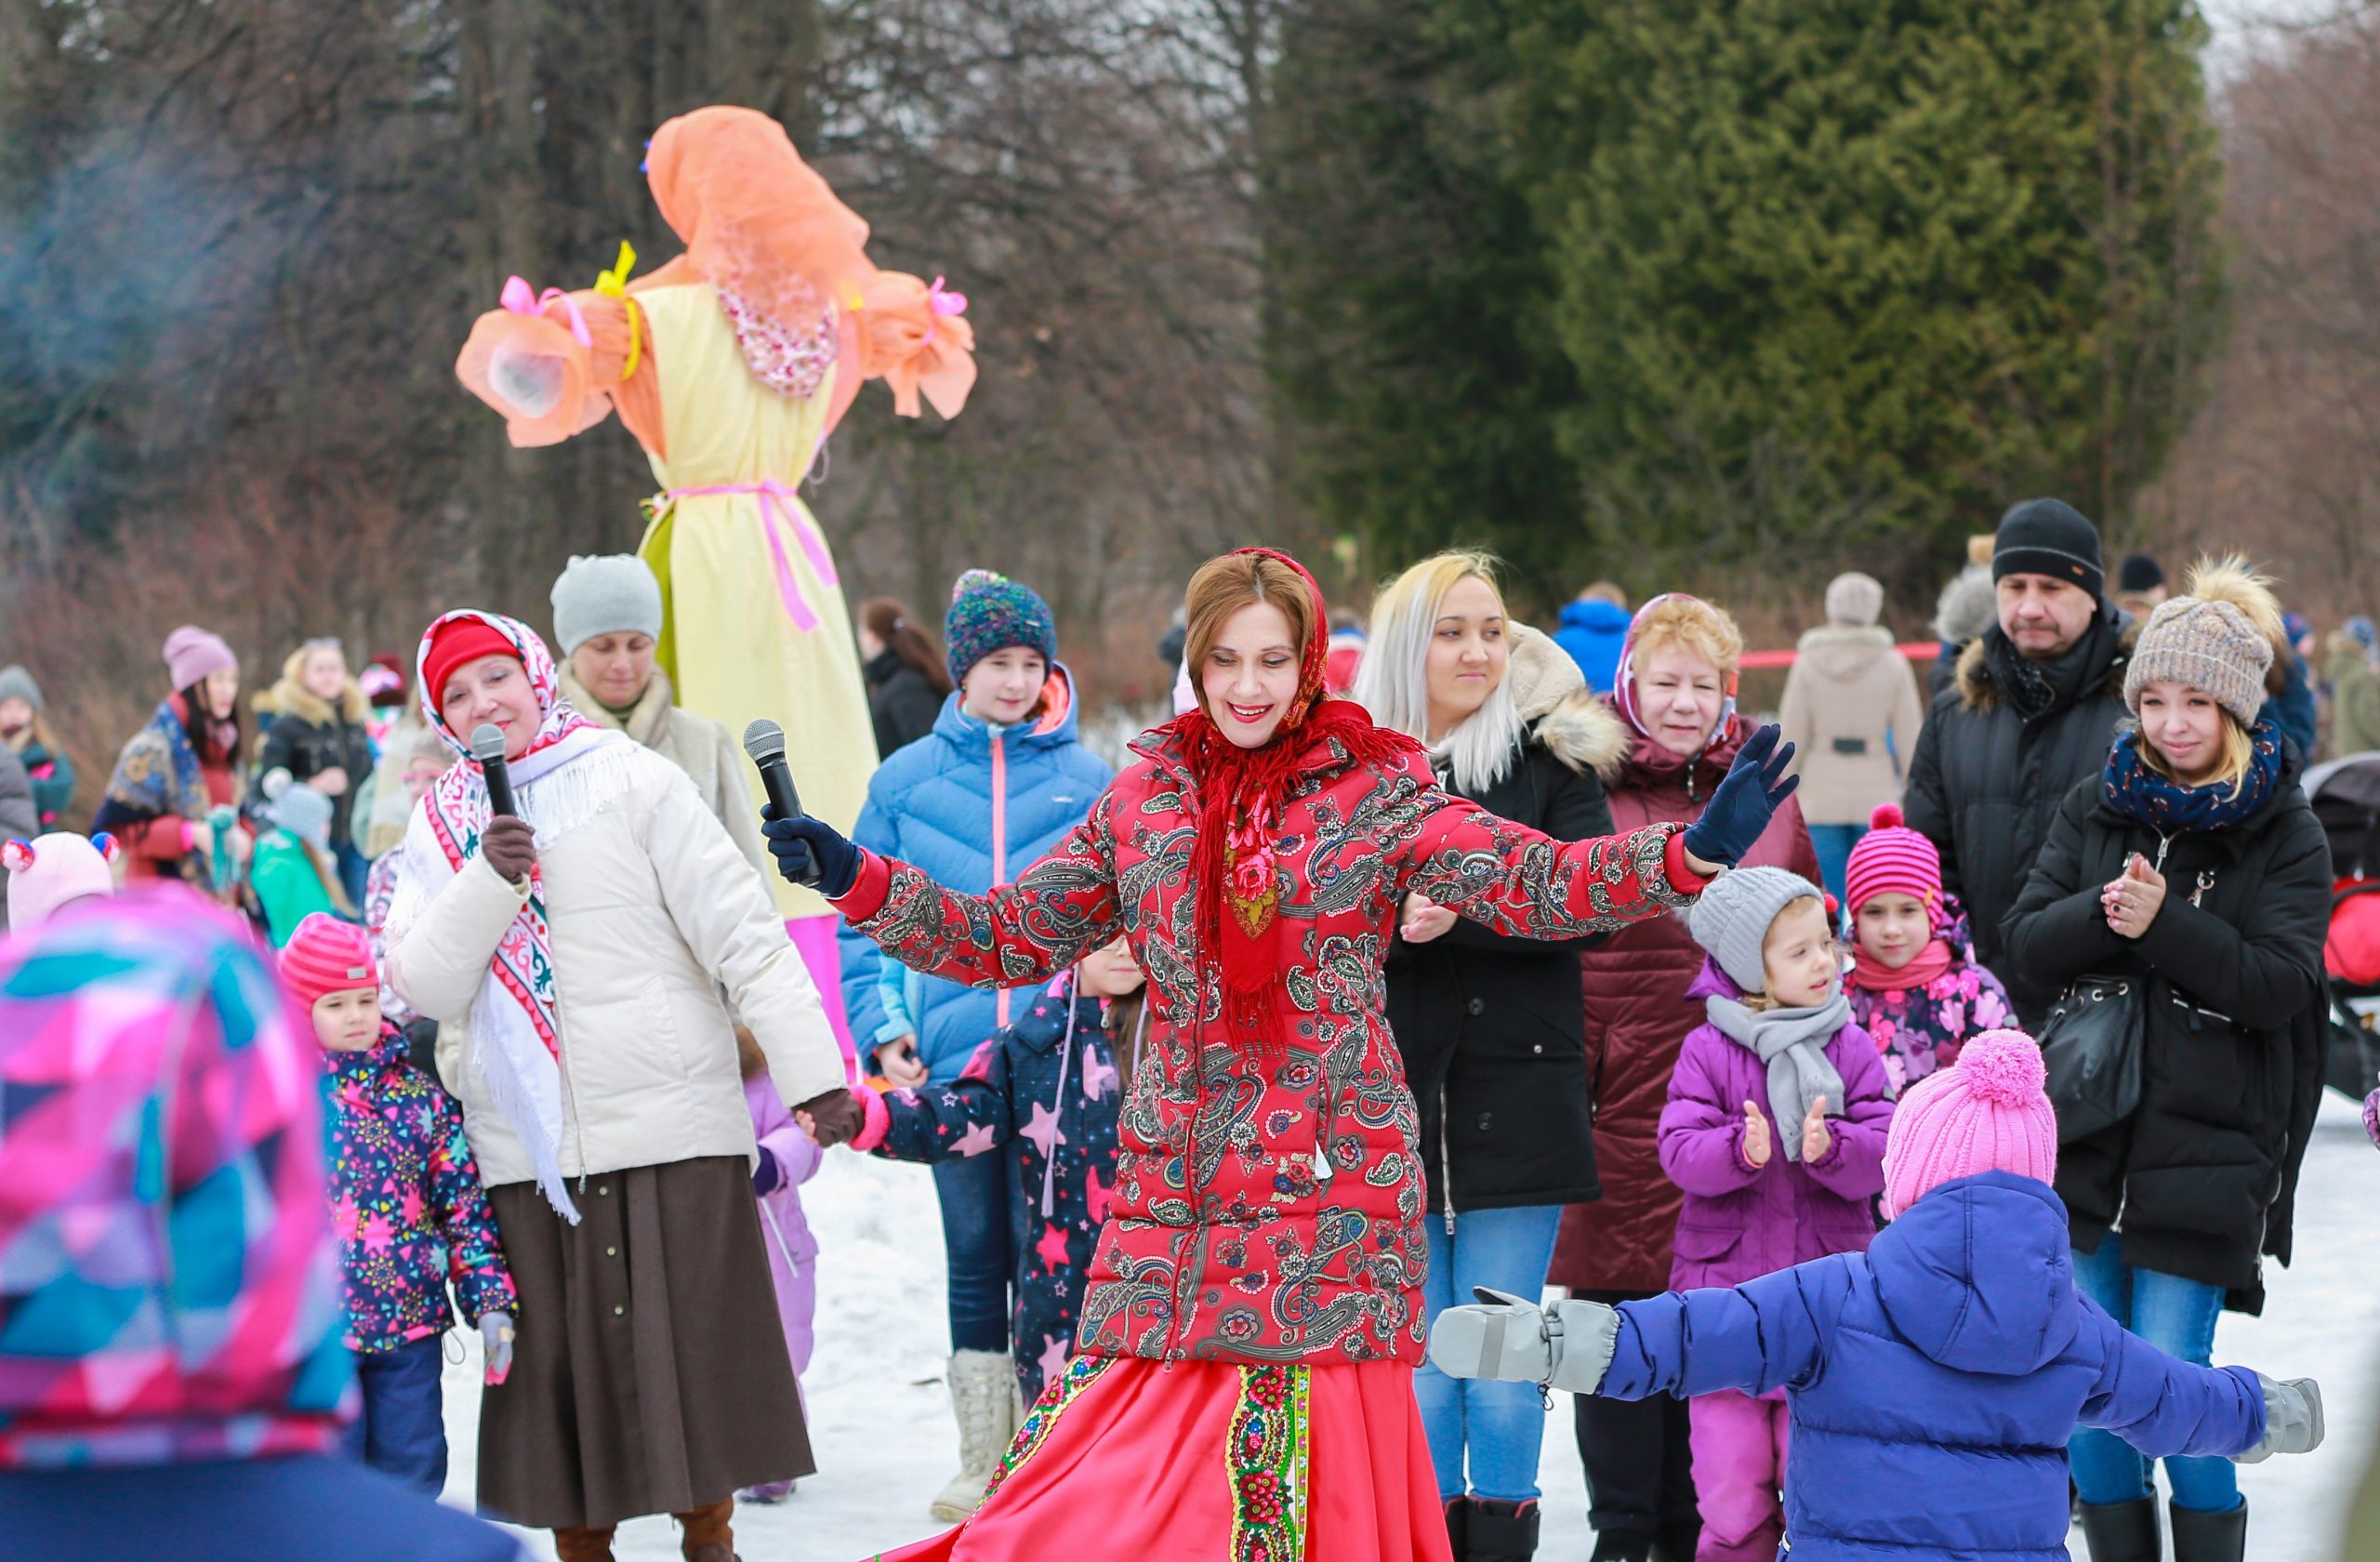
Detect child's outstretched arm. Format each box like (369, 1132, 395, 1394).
(1429, 1259, 1847, 1402)
(2075, 1294, 2320, 1463)
(851, 1036, 1017, 1162)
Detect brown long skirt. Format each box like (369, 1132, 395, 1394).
(480, 1156, 814, 1529)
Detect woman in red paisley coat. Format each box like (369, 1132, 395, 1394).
(765, 549, 1800, 1562)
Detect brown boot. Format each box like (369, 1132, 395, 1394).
(675, 1499, 738, 1562)
(552, 1527, 617, 1562)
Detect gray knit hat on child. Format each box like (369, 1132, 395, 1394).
(550, 554, 665, 657)
(0, 666, 40, 714)
(1687, 865, 1826, 994)
(266, 781, 335, 852)
(2123, 596, 2272, 727)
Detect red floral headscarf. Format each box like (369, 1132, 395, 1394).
(1164, 549, 1419, 1056)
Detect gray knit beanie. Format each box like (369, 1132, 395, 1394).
(1686, 866, 1826, 995)
(2123, 596, 2272, 727)
(550, 554, 664, 656)
(0, 665, 40, 714)
(1823, 572, 1884, 629)
(265, 780, 335, 851)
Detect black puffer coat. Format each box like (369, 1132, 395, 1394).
(1903, 608, 2136, 1024)
(865, 649, 945, 760)
(2002, 746, 2331, 1314)
(1386, 629, 1622, 1218)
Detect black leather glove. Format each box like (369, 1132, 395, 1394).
(796, 1088, 867, 1148)
(479, 815, 537, 883)
(761, 804, 862, 898)
(1680, 724, 1799, 868)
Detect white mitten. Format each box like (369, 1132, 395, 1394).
(1427, 1287, 1620, 1395)
(2236, 1374, 2322, 1463)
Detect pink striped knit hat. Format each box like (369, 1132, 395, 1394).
(1844, 801, 1942, 921)
(1881, 1030, 2058, 1218)
(277, 914, 377, 1012)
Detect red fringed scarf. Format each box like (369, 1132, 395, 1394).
(1164, 549, 1421, 1059)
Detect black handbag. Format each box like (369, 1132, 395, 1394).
(2039, 973, 2145, 1144)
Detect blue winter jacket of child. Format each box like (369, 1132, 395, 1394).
(839, 668, 1112, 1083)
(1601, 1171, 2267, 1561)
(854, 980, 1123, 1402)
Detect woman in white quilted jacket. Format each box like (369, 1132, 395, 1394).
(384, 607, 860, 1562)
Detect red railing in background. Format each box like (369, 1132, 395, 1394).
(1739, 641, 1943, 670)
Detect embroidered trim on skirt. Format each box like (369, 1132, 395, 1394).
(875, 1356, 1446, 1562)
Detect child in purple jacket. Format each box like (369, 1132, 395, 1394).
(282, 913, 516, 1497)
(1662, 866, 1895, 1562)
(737, 1029, 828, 1505)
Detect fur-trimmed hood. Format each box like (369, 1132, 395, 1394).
(1953, 616, 2138, 713)
(252, 647, 369, 728)
(1508, 623, 1629, 779)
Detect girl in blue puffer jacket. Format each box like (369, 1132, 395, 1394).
(835, 567, 1112, 1520)
(1429, 1032, 2325, 1562)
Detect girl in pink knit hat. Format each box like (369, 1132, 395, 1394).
(1428, 1030, 2327, 1562)
(1842, 801, 2014, 1090)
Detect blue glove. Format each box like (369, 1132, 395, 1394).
(1680, 723, 1799, 868)
(760, 804, 863, 898)
(752, 1146, 786, 1198)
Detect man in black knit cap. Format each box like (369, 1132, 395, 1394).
(1903, 498, 2137, 1026)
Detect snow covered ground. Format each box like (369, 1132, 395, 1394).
(438, 1093, 2380, 1560)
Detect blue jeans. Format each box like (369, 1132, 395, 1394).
(2068, 1237, 2240, 1513)
(340, 1335, 447, 1495)
(933, 1152, 1012, 1354)
(1806, 823, 1867, 911)
(1414, 1204, 1567, 1502)
(334, 840, 370, 909)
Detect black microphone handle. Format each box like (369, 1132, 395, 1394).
(756, 756, 817, 887)
(483, 758, 518, 819)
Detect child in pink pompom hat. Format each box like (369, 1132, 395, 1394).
(1842, 802, 2013, 1092)
(1879, 1026, 2059, 1219)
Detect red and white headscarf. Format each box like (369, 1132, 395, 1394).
(412, 609, 630, 1220)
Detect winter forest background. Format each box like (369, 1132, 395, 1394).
(4, 0, 2379, 784)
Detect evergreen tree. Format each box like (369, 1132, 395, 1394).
(1494, 0, 2225, 578)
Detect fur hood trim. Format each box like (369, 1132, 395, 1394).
(1507, 623, 1629, 777)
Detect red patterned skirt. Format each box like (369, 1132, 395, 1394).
(875, 1355, 1450, 1562)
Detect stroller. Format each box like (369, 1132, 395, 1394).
(2307, 753, 2380, 1099)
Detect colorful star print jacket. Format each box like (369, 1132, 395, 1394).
(853, 980, 1123, 1402)
(836, 717, 1703, 1370)
(322, 1026, 516, 1353)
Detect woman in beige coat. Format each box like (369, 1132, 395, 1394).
(385, 608, 858, 1562)
(1778, 570, 1925, 906)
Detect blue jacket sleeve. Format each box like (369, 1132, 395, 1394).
(839, 787, 906, 1051)
(1602, 1258, 1847, 1401)
(2074, 1294, 2267, 1459)
(869, 1038, 1019, 1163)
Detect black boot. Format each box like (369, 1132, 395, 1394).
(1588, 1530, 1652, 1562)
(2077, 1497, 2162, 1562)
(1470, 1498, 1540, 1562)
(1442, 1495, 1472, 1559)
(1651, 1515, 1702, 1562)
(2168, 1498, 2245, 1562)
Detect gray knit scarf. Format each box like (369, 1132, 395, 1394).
(1703, 988, 1852, 1162)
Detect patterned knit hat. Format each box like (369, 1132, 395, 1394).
(1881, 1029, 2058, 1219)
(1686, 865, 1825, 995)
(0, 889, 352, 1467)
(2124, 595, 2273, 727)
(945, 569, 1057, 684)
(1843, 802, 1943, 920)
(278, 913, 378, 1011)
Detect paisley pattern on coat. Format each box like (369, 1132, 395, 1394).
(847, 717, 1699, 1368)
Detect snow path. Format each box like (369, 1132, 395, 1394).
(439, 1094, 2378, 1560)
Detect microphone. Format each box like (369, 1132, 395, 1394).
(470, 724, 517, 817)
(742, 719, 815, 887)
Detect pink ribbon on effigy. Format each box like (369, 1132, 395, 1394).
(659, 480, 841, 632)
(499, 275, 595, 347)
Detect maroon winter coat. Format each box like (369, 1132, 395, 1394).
(1549, 723, 1819, 1294)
